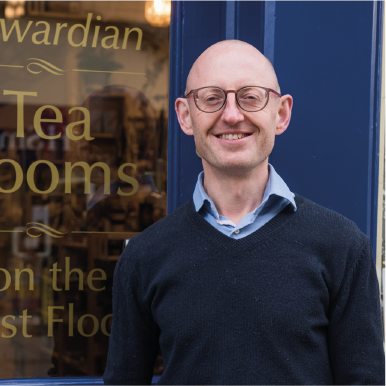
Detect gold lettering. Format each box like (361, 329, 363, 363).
(0, 160, 23, 193)
(101, 26, 120, 49)
(49, 262, 62, 291)
(53, 22, 68, 45)
(27, 160, 59, 194)
(118, 163, 139, 196)
(78, 314, 98, 337)
(31, 21, 51, 45)
(20, 309, 32, 338)
(65, 162, 110, 195)
(34, 105, 62, 139)
(47, 306, 64, 337)
(15, 268, 34, 291)
(87, 269, 106, 291)
(91, 25, 100, 48)
(101, 314, 112, 336)
(2, 316, 16, 338)
(0, 19, 33, 42)
(66, 107, 94, 141)
(68, 13, 92, 48)
(3, 90, 37, 138)
(0, 268, 11, 291)
(65, 256, 84, 291)
(122, 27, 142, 50)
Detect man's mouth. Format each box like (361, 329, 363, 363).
(215, 133, 252, 140)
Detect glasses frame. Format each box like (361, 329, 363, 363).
(184, 86, 282, 113)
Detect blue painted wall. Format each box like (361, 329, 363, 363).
(271, 1, 381, 249)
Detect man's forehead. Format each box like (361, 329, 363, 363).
(186, 41, 278, 91)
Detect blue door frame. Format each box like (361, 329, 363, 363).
(1, 1, 383, 385)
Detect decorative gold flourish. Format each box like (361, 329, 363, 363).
(27, 58, 67, 75)
(0, 61, 145, 76)
(0, 65, 24, 68)
(26, 222, 67, 238)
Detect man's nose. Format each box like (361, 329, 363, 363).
(220, 93, 244, 125)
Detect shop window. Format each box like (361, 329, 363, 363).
(0, 1, 169, 378)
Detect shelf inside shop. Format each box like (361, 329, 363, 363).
(90, 133, 117, 139)
(61, 354, 88, 375)
(0, 173, 15, 183)
(62, 241, 88, 249)
(35, 159, 66, 165)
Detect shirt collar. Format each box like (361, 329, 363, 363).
(192, 163, 297, 214)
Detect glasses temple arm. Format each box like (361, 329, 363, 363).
(270, 89, 282, 97)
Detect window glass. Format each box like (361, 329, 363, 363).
(0, 1, 169, 377)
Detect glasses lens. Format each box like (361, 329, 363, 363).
(237, 87, 268, 111)
(195, 87, 225, 112)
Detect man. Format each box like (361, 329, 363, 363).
(103, 40, 384, 385)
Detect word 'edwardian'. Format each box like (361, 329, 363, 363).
(1, 90, 138, 196)
(0, 13, 142, 50)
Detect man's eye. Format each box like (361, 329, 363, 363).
(242, 94, 260, 101)
(205, 95, 222, 102)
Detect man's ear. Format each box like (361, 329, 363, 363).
(275, 94, 293, 135)
(175, 98, 194, 136)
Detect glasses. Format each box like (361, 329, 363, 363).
(184, 86, 281, 113)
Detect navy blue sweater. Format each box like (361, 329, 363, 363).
(103, 194, 385, 385)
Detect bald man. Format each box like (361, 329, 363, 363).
(103, 40, 384, 385)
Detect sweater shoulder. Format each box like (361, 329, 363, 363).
(293, 194, 369, 252)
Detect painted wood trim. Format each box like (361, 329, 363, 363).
(0, 375, 161, 385)
(375, 1, 385, 293)
(167, 1, 183, 214)
(264, 1, 276, 64)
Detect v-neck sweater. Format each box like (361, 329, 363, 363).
(103, 194, 384, 385)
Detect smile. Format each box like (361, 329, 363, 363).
(215, 133, 252, 140)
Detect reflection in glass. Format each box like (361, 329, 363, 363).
(145, 1, 171, 27)
(0, 1, 168, 378)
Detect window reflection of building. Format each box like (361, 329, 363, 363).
(46, 85, 167, 376)
(78, 85, 167, 235)
(0, 1, 169, 378)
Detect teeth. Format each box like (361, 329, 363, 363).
(218, 133, 249, 140)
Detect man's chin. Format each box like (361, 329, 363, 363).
(204, 159, 259, 176)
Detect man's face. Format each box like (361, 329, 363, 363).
(176, 45, 291, 176)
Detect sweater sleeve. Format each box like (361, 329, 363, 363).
(327, 236, 385, 385)
(103, 245, 160, 385)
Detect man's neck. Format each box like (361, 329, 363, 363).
(202, 161, 270, 225)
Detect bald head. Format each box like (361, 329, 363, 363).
(186, 40, 280, 95)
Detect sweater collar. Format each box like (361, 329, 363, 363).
(184, 193, 304, 254)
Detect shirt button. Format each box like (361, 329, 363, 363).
(234, 229, 240, 234)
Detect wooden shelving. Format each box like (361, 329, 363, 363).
(90, 133, 116, 139)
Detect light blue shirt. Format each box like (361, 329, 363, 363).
(192, 164, 297, 239)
